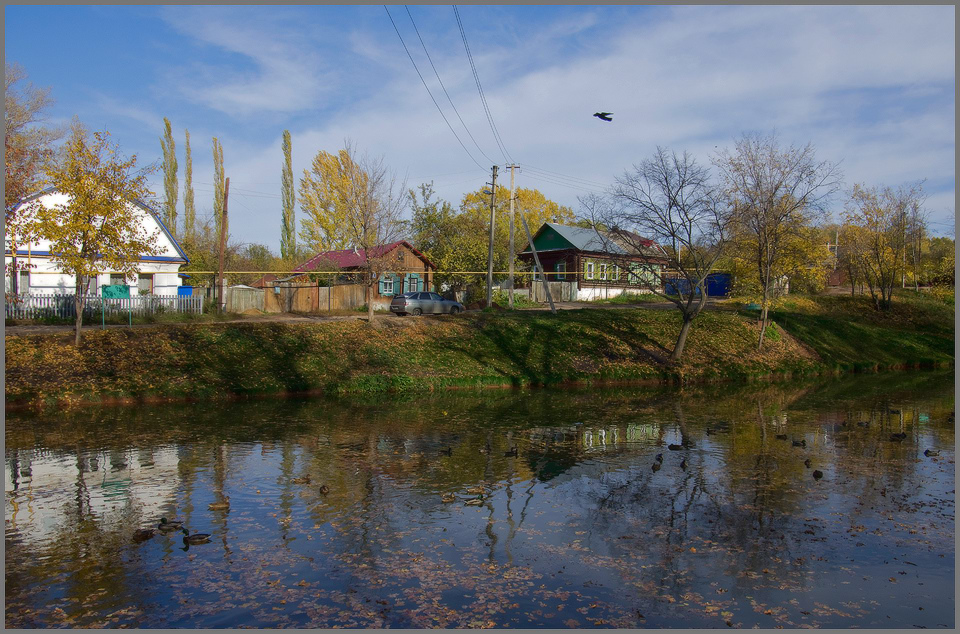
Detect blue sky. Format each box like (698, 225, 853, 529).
(6, 5, 955, 252)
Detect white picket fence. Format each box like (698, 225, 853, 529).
(5, 293, 204, 320)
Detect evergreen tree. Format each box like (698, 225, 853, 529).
(281, 129, 296, 261)
(183, 129, 195, 239)
(160, 117, 178, 235)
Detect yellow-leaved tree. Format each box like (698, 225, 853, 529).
(413, 184, 574, 299)
(298, 146, 369, 253)
(842, 182, 923, 310)
(25, 127, 158, 345)
(726, 217, 832, 298)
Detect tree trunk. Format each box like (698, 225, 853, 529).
(366, 275, 374, 323)
(670, 312, 694, 362)
(74, 277, 85, 347)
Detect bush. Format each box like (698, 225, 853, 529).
(590, 291, 666, 305)
(491, 289, 539, 309)
(928, 285, 955, 306)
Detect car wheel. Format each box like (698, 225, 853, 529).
(412, 308, 422, 316)
(449, 306, 460, 315)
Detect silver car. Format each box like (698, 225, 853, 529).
(390, 292, 465, 316)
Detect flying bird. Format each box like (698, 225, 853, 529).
(593, 112, 613, 122)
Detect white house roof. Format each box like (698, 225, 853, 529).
(8, 186, 189, 263)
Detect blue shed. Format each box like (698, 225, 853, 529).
(664, 273, 732, 297)
(705, 273, 732, 297)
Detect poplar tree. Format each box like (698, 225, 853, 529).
(160, 117, 178, 235)
(183, 129, 195, 239)
(280, 129, 296, 261)
(212, 137, 225, 240)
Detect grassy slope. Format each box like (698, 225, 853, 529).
(769, 291, 955, 371)
(4, 292, 953, 408)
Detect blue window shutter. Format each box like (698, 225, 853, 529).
(378, 277, 386, 295)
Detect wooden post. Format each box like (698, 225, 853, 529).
(217, 178, 230, 313)
(520, 210, 555, 314)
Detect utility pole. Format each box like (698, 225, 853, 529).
(217, 177, 230, 313)
(520, 210, 555, 314)
(507, 164, 518, 308)
(486, 164, 498, 308)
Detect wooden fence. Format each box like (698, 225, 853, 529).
(529, 281, 578, 303)
(226, 287, 264, 313)
(5, 294, 204, 319)
(263, 284, 368, 313)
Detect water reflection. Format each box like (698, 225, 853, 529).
(5, 370, 955, 628)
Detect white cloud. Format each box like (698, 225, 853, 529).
(146, 5, 954, 249)
(158, 7, 334, 117)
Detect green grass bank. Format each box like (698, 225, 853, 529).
(5, 292, 953, 409)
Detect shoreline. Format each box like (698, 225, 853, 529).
(4, 362, 952, 413)
(5, 295, 953, 412)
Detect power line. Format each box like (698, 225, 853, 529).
(384, 5, 487, 171)
(405, 5, 497, 166)
(522, 172, 607, 195)
(522, 165, 610, 189)
(453, 5, 513, 165)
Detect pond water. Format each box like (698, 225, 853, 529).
(5, 370, 955, 628)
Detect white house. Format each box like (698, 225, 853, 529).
(4, 188, 188, 296)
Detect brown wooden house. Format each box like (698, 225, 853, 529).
(292, 240, 437, 309)
(520, 223, 670, 300)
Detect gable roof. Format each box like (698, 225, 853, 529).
(294, 240, 436, 272)
(15, 186, 189, 263)
(523, 222, 663, 258)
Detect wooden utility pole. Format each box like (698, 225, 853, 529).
(217, 177, 230, 313)
(485, 165, 498, 308)
(507, 164, 518, 308)
(520, 209, 555, 314)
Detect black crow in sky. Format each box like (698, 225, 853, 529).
(593, 112, 613, 122)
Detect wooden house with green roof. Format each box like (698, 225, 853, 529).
(519, 222, 669, 300)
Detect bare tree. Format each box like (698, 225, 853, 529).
(338, 144, 407, 323)
(582, 147, 734, 362)
(714, 132, 841, 350)
(843, 181, 925, 310)
(905, 183, 929, 291)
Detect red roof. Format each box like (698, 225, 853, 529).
(294, 240, 436, 272)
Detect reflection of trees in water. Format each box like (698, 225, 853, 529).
(4, 370, 954, 626)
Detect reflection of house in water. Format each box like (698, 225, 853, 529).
(522, 423, 659, 482)
(5, 447, 182, 542)
(625, 423, 661, 442)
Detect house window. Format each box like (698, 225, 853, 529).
(138, 274, 154, 295)
(110, 273, 126, 286)
(599, 263, 607, 280)
(555, 262, 566, 280)
(19, 271, 30, 294)
(406, 274, 420, 293)
(612, 265, 619, 283)
(586, 262, 594, 280)
(84, 275, 98, 296)
(382, 277, 394, 295)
